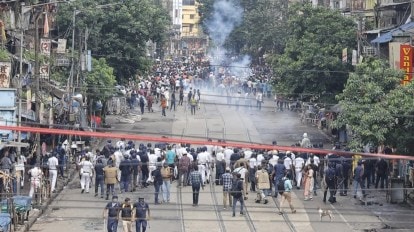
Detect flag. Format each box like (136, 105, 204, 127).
(43, 13, 49, 37)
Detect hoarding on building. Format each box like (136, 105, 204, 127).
(0, 89, 16, 141)
(400, 44, 413, 85)
(0, 62, 11, 88)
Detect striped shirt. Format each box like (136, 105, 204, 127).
(222, 173, 233, 192)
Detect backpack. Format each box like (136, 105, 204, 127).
(161, 167, 171, 178)
(277, 179, 286, 194)
(230, 179, 242, 197)
(326, 168, 335, 182)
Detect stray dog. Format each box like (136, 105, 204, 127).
(318, 207, 334, 221)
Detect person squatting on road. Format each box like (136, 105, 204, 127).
(103, 195, 121, 232)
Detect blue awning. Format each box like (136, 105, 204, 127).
(371, 22, 414, 44)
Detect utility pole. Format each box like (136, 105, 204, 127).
(34, 14, 41, 163)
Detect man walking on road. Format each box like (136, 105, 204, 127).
(120, 198, 133, 232)
(78, 156, 93, 193)
(188, 165, 204, 206)
(95, 158, 105, 198)
(48, 153, 59, 193)
(104, 162, 119, 200)
(133, 197, 150, 232)
(222, 167, 233, 209)
(278, 176, 296, 215)
(161, 163, 172, 203)
(178, 151, 191, 187)
(103, 195, 121, 232)
(232, 173, 244, 217)
(152, 164, 163, 204)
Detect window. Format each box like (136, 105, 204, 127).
(183, 0, 195, 5)
(190, 14, 195, 19)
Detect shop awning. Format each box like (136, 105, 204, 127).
(371, 21, 414, 44)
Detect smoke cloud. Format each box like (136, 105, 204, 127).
(205, 0, 251, 78)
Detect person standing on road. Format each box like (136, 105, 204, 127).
(178, 151, 191, 187)
(120, 198, 133, 232)
(170, 91, 176, 111)
(119, 154, 132, 193)
(303, 164, 314, 201)
(272, 159, 286, 198)
(278, 176, 296, 215)
(353, 160, 366, 200)
(300, 133, 311, 148)
(15, 152, 27, 189)
(188, 165, 204, 206)
(152, 164, 163, 204)
(28, 163, 43, 198)
(375, 158, 388, 189)
(160, 163, 172, 203)
(233, 163, 248, 200)
(146, 94, 154, 113)
(222, 167, 233, 209)
(133, 197, 150, 232)
(190, 96, 197, 115)
(160, 95, 167, 117)
(256, 91, 263, 110)
(78, 156, 94, 194)
(104, 162, 119, 200)
(232, 173, 244, 217)
(293, 154, 304, 189)
(323, 162, 337, 203)
(48, 153, 59, 193)
(255, 166, 270, 204)
(95, 158, 105, 198)
(103, 195, 121, 232)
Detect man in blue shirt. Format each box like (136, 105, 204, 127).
(188, 165, 204, 206)
(133, 197, 150, 232)
(119, 155, 132, 193)
(103, 196, 121, 232)
(272, 159, 286, 197)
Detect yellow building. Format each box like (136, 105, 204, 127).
(181, 0, 207, 56)
(182, 0, 201, 37)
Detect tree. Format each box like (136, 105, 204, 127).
(382, 82, 414, 154)
(83, 58, 116, 103)
(269, 3, 356, 102)
(334, 58, 402, 150)
(56, 0, 170, 81)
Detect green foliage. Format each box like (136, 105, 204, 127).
(83, 58, 116, 102)
(0, 48, 10, 61)
(269, 3, 356, 101)
(56, 0, 170, 81)
(334, 58, 403, 151)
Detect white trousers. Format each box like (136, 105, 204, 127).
(29, 179, 40, 198)
(295, 169, 302, 187)
(49, 170, 57, 192)
(80, 173, 91, 191)
(198, 164, 206, 184)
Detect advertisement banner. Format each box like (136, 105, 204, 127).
(40, 38, 51, 56)
(39, 65, 49, 79)
(0, 62, 11, 88)
(57, 39, 67, 53)
(400, 44, 413, 85)
(342, 48, 347, 63)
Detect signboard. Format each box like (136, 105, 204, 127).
(0, 89, 16, 142)
(400, 44, 413, 85)
(342, 48, 347, 63)
(0, 62, 11, 88)
(57, 39, 67, 53)
(39, 65, 49, 79)
(40, 38, 51, 56)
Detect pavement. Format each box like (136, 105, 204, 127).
(18, 89, 414, 232)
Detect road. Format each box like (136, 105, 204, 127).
(28, 90, 414, 232)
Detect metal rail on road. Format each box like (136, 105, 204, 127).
(177, 186, 186, 232)
(209, 178, 227, 232)
(272, 197, 297, 232)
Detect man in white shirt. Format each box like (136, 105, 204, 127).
(223, 147, 234, 168)
(300, 133, 311, 148)
(28, 164, 43, 198)
(15, 154, 27, 189)
(78, 156, 94, 193)
(243, 149, 253, 160)
(268, 150, 279, 167)
(48, 153, 59, 193)
(293, 155, 305, 189)
(284, 152, 293, 179)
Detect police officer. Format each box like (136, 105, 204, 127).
(133, 197, 150, 232)
(119, 154, 132, 193)
(95, 158, 105, 198)
(48, 153, 59, 193)
(120, 198, 133, 232)
(103, 195, 121, 232)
